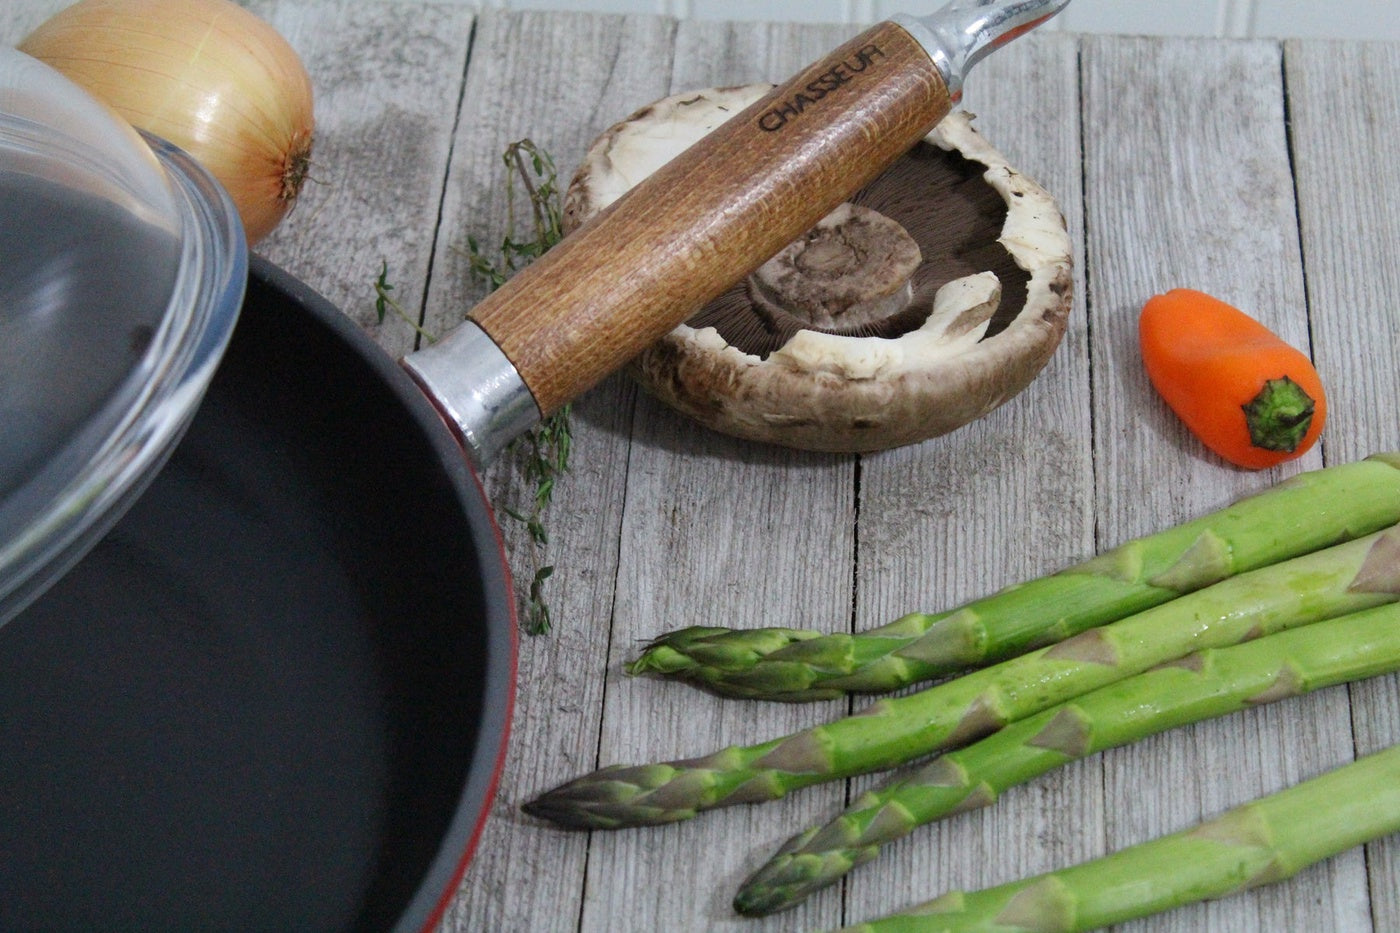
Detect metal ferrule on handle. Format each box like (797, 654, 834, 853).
(892, 0, 1071, 101)
(401, 322, 541, 468)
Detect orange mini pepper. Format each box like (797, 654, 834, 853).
(1139, 289, 1326, 470)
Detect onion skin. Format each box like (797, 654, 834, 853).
(21, 0, 315, 244)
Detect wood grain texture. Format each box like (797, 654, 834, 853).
(1285, 37, 1400, 933)
(843, 30, 1101, 925)
(245, 0, 475, 358)
(1081, 36, 1365, 933)
(428, 12, 676, 933)
(669, 17, 854, 89)
(576, 19, 862, 933)
(468, 19, 951, 415)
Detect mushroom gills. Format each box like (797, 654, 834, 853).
(687, 137, 1029, 358)
(768, 272, 1000, 380)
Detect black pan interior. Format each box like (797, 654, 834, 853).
(0, 258, 513, 932)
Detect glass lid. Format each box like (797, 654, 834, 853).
(0, 48, 247, 627)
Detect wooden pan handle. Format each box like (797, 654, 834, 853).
(467, 20, 951, 416)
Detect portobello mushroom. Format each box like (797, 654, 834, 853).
(564, 85, 1073, 453)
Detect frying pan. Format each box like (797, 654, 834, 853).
(0, 257, 514, 931)
(0, 0, 1066, 928)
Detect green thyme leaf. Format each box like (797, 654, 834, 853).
(463, 138, 572, 637)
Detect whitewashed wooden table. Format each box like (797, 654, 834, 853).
(6, 3, 1399, 931)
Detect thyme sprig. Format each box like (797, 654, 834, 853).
(465, 140, 564, 290)
(373, 261, 437, 344)
(497, 407, 571, 635)
(466, 139, 572, 636)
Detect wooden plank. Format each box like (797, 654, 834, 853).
(1080, 35, 1365, 932)
(668, 16, 852, 88)
(243, 0, 475, 359)
(1285, 37, 1400, 933)
(427, 11, 679, 933)
(577, 18, 859, 933)
(842, 31, 1100, 925)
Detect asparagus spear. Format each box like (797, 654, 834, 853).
(734, 601, 1400, 916)
(628, 453, 1400, 701)
(829, 742, 1400, 933)
(523, 528, 1400, 830)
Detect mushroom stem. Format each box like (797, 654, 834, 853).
(748, 202, 922, 332)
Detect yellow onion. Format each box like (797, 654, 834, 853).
(21, 0, 315, 244)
